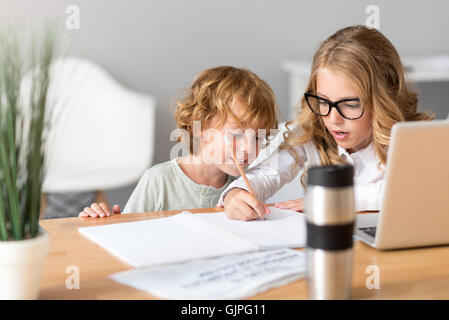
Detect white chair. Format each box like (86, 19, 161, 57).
(41, 57, 156, 218)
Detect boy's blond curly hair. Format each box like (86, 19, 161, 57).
(175, 66, 279, 154)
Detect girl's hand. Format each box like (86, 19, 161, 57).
(79, 202, 121, 218)
(274, 198, 304, 212)
(223, 188, 270, 221)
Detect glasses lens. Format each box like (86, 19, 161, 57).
(337, 100, 363, 119)
(306, 95, 329, 116)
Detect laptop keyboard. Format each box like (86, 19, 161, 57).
(359, 227, 377, 238)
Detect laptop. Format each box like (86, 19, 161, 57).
(356, 120, 449, 250)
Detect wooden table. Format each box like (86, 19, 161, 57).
(39, 208, 449, 299)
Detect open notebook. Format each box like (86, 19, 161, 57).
(78, 207, 306, 268)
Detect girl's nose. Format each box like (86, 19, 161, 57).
(328, 107, 344, 124)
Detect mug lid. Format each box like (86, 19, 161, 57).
(307, 165, 354, 187)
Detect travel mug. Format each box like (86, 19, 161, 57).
(305, 165, 355, 300)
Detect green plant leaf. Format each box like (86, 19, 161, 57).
(0, 27, 55, 241)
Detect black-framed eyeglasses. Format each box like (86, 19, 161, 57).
(304, 92, 364, 120)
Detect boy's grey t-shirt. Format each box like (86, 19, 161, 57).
(123, 158, 236, 213)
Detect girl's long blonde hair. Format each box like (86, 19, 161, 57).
(283, 25, 433, 182)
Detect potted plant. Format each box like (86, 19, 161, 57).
(0, 29, 55, 299)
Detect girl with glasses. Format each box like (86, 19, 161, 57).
(220, 25, 433, 221)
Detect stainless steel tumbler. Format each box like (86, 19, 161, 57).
(305, 165, 355, 300)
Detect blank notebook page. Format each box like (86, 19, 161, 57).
(190, 207, 306, 250)
(79, 213, 257, 268)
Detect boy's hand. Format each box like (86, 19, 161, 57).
(79, 202, 121, 218)
(274, 198, 304, 212)
(223, 188, 270, 221)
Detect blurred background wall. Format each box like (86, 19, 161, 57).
(2, 0, 448, 209)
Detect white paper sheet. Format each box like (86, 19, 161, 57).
(79, 208, 306, 268)
(79, 213, 257, 268)
(191, 207, 306, 249)
(110, 248, 306, 300)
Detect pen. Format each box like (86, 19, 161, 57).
(223, 135, 266, 220)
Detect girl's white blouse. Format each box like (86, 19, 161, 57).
(218, 140, 384, 212)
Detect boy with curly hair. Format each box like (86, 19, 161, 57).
(79, 66, 278, 218)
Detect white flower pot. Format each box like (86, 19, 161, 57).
(0, 228, 50, 299)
